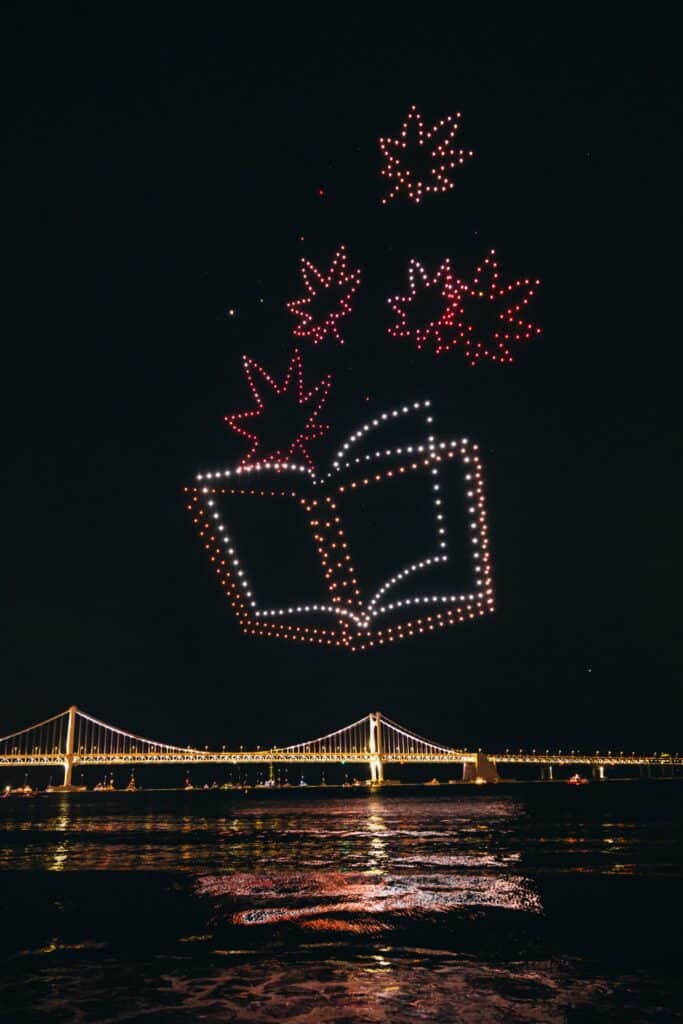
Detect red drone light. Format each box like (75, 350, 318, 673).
(379, 105, 473, 205)
(387, 258, 458, 350)
(224, 349, 331, 470)
(450, 250, 542, 365)
(286, 244, 361, 346)
(387, 250, 541, 363)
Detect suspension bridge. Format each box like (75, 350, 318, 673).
(1, 707, 680, 789)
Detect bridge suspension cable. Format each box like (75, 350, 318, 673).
(0, 708, 458, 763)
(72, 709, 194, 759)
(278, 712, 458, 760)
(280, 714, 373, 756)
(380, 713, 457, 757)
(0, 708, 71, 761)
(0, 706, 198, 768)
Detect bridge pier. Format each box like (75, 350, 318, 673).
(592, 764, 606, 780)
(462, 752, 500, 783)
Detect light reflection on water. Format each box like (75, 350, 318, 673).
(0, 794, 530, 875)
(0, 791, 680, 881)
(1, 786, 682, 1022)
(197, 870, 541, 927)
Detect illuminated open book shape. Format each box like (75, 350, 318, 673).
(184, 400, 494, 650)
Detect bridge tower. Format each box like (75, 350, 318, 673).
(368, 711, 384, 784)
(63, 705, 77, 788)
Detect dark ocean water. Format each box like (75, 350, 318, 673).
(0, 783, 681, 1023)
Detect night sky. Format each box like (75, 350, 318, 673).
(3, 11, 681, 755)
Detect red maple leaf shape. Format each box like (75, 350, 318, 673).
(448, 250, 542, 365)
(286, 245, 361, 345)
(387, 258, 458, 349)
(224, 350, 331, 470)
(379, 105, 473, 205)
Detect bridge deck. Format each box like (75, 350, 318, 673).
(1, 707, 679, 781)
(1, 752, 680, 767)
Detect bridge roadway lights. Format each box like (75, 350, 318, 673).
(462, 752, 500, 784)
